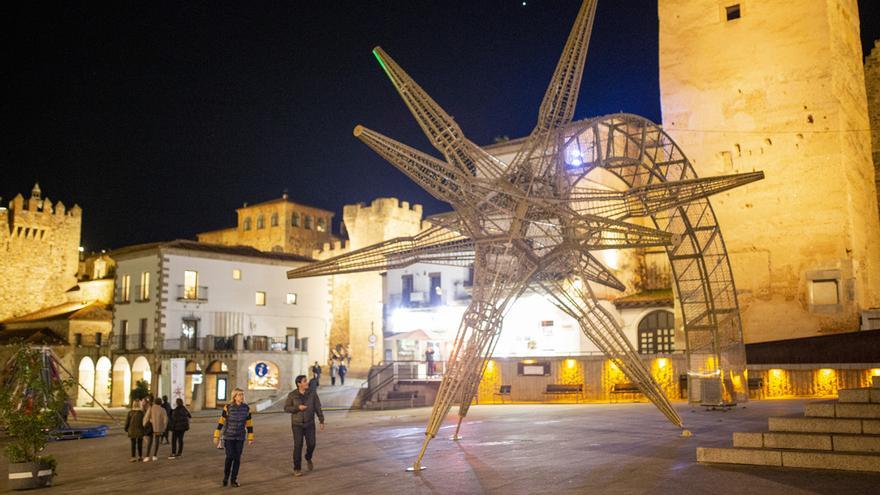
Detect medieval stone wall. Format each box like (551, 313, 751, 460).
(0, 185, 81, 321)
(314, 198, 424, 374)
(658, 0, 880, 342)
(866, 40, 880, 217)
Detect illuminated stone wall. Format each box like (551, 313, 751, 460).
(866, 40, 880, 217)
(0, 184, 81, 321)
(659, 0, 880, 342)
(315, 198, 424, 375)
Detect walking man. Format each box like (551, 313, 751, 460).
(284, 374, 325, 477)
(338, 361, 347, 386)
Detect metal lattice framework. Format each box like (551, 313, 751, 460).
(287, 0, 762, 471)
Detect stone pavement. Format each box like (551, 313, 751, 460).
(2, 399, 879, 494)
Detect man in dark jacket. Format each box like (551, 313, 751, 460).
(160, 395, 173, 444)
(284, 374, 325, 477)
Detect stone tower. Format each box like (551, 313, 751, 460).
(315, 198, 423, 374)
(866, 40, 880, 217)
(0, 184, 82, 321)
(658, 0, 880, 342)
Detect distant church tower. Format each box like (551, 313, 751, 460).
(658, 0, 880, 341)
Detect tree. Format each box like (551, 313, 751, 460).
(0, 343, 73, 467)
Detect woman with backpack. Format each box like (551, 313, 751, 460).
(169, 397, 191, 459)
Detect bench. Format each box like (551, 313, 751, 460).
(493, 385, 512, 403)
(610, 382, 642, 402)
(381, 390, 418, 409)
(544, 383, 584, 402)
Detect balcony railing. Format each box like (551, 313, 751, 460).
(113, 333, 149, 351)
(176, 285, 208, 302)
(163, 337, 205, 351)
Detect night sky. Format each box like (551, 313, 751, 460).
(4, 1, 880, 252)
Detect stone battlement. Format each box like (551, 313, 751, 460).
(0, 184, 81, 321)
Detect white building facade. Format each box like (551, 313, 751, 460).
(110, 240, 329, 409)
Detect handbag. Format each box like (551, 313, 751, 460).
(144, 415, 154, 436)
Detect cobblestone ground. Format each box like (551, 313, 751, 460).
(2, 399, 879, 494)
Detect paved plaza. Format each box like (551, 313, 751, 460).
(2, 399, 879, 494)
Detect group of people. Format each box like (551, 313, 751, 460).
(211, 376, 326, 486)
(124, 394, 191, 462)
(312, 359, 348, 387)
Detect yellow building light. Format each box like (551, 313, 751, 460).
(486, 360, 495, 371)
(656, 358, 669, 368)
(565, 358, 576, 369)
(522, 359, 536, 365)
(871, 368, 880, 376)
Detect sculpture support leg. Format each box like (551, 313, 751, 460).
(409, 245, 534, 471)
(542, 273, 685, 430)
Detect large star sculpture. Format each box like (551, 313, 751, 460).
(288, 0, 762, 470)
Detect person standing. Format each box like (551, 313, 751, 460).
(160, 395, 172, 444)
(330, 359, 338, 386)
(311, 361, 322, 386)
(169, 398, 191, 459)
(338, 361, 347, 386)
(284, 375, 325, 477)
(143, 397, 168, 462)
(124, 400, 145, 462)
(214, 388, 254, 487)
(425, 345, 436, 377)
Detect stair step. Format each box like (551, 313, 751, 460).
(838, 388, 880, 404)
(769, 417, 859, 433)
(733, 431, 880, 452)
(698, 447, 880, 472)
(805, 402, 880, 419)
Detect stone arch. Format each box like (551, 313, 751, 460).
(564, 113, 747, 402)
(94, 357, 112, 406)
(111, 356, 132, 407)
(76, 357, 95, 407)
(131, 356, 152, 387)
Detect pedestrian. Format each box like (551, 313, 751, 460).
(213, 388, 254, 488)
(330, 359, 338, 386)
(169, 398, 191, 459)
(143, 397, 168, 462)
(425, 345, 436, 377)
(338, 361, 347, 386)
(311, 361, 322, 385)
(124, 399, 145, 462)
(284, 374, 325, 477)
(308, 370, 320, 391)
(161, 394, 172, 444)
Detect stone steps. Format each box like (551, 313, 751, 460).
(733, 431, 880, 452)
(697, 447, 880, 472)
(698, 385, 880, 473)
(804, 401, 880, 419)
(838, 387, 880, 404)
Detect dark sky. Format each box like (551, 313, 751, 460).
(4, 1, 880, 251)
